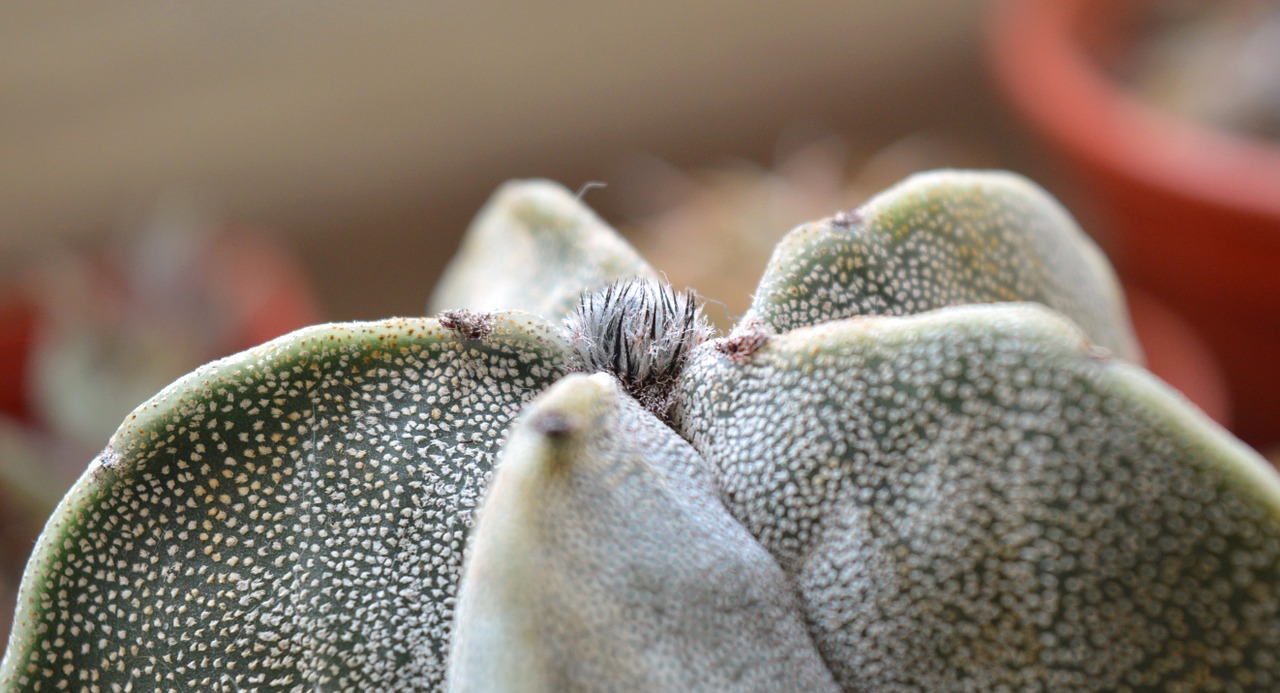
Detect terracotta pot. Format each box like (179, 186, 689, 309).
(988, 0, 1280, 448)
(1126, 285, 1231, 428)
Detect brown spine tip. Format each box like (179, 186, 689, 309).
(531, 411, 577, 438)
(715, 320, 774, 363)
(440, 309, 495, 341)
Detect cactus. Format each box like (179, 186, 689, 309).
(3, 170, 1279, 691)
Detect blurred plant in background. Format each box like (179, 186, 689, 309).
(0, 203, 322, 638)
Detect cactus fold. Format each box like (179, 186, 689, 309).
(3, 171, 1279, 692)
(746, 170, 1139, 360)
(677, 303, 1280, 690)
(449, 373, 839, 691)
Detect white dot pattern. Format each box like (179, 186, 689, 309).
(449, 374, 840, 691)
(3, 315, 572, 691)
(748, 171, 1139, 360)
(676, 304, 1280, 691)
(5, 171, 1280, 692)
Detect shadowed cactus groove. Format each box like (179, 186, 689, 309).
(3, 171, 1279, 691)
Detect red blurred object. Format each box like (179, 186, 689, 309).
(989, 0, 1280, 448)
(1, 224, 323, 445)
(1127, 285, 1231, 428)
(0, 288, 38, 423)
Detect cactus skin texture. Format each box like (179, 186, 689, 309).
(3, 171, 1279, 691)
(447, 373, 839, 691)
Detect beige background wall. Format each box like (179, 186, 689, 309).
(1, 1, 1012, 318)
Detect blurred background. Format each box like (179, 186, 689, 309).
(2, 0, 1279, 639)
(2, 1, 1012, 321)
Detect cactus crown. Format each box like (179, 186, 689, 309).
(3, 171, 1279, 692)
(562, 278, 713, 417)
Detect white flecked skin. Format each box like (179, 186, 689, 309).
(1, 314, 575, 689)
(676, 305, 1280, 690)
(4, 172, 1280, 692)
(745, 170, 1141, 361)
(448, 373, 839, 692)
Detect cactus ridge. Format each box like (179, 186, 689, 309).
(676, 303, 1280, 690)
(429, 180, 658, 322)
(749, 170, 1140, 360)
(448, 373, 841, 691)
(4, 173, 1279, 692)
(2, 315, 573, 689)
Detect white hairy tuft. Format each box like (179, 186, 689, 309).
(562, 279, 714, 417)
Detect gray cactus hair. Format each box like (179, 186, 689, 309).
(563, 278, 714, 416)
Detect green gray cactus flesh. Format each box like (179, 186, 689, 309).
(743, 170, 1140, 361)
(3, 314, 576, 689)
(448, 373, 840, 692)
(428, 179, 658, 323)
(3, 171, 1278, 691)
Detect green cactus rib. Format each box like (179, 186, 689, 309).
(429, 179, 659, 323)
(448, 373, 839, 691)
(1, 314, 574, 691)
(676, 303, 1280, 690)
(744, 170, 1141, 361)
(6, 172, 1280, 691)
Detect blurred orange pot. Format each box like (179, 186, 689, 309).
(989, 0, 1280, 448)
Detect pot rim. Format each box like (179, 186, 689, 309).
(988, 0, 1280, 232)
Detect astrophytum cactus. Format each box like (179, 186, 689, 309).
(3, 171, 1279, 691)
